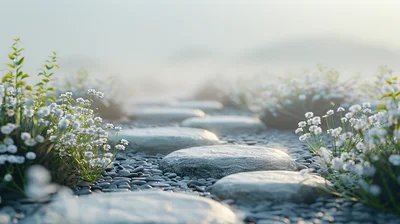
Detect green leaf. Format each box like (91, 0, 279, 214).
(48, 95, 57, 102)
(21, 74, 29, 79)
(17, 57, 24, 66)
(25, 85, 33, 91)
(7, 63, 15, 68)
(8, 53, 15, 60)
(53, 64, 59, 69)
(376, 104, 387, 111)
(45, 64, 53, 70)
(47, 87, 55, 92)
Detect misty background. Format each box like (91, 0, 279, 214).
(1, 0, 400, 99)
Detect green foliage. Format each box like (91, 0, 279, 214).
(0, 39, 128, 201)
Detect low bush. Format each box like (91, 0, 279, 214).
(0, 39, 128, 201)
(296, 75, 400, 213)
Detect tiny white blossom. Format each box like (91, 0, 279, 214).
(115, 126, 122, 132)
(388, 154, 400, 166)
(24, 139, 37, 147)
(84, 151, 94, 159)
(4, 174, 12, 182)
(20, 132, 31, 140)
(305, 112, 314, 119)
(26, 152, 36, 160)
(4, 137, 14, 145)
(106, 123, 114, 129)
(369, 185, 381, 196)
(103, 144, 111, 151)
(298, 94, 306, 100)
(295, 128, 303, 134)
(34, 135, 45, 143)
(7, 145, 17, 153)
(298, 121, 307, 128)
(337, 107, 345, 112)
(115, 144, 125, 150)
(120, 139, 129, 146)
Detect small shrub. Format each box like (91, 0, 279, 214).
(250, 65, 355, 129)
(296, 75, 400, 214)
(55, 68, 126, 120)
(0, 39, 128, 201)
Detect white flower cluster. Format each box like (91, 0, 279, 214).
(248, 70, 353, 118)
(296, 99, 400, 198)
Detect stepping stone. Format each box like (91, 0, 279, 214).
(181, 115, 266, 134)
(168, 100, 223, 112)
(160, 145, 298, 178)
(25, 191, 241, 224)
(129, 108, 205, 122)
(116, 127, 221, 155)
(211, 171, 330, 204)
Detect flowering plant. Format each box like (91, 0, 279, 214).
(296, 75, 400, 213)
(55, 68, 126, 120)
(0, 39, 128, 200)
(250, 65, 355, 129)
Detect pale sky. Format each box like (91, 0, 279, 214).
(1, 0, 399, 96)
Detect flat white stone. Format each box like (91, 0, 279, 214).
(116, 127, 221, 154)
(160, 145, 298, 178)
(168, 100, 223, 112)
(25, 190, 242, 224)
(130, 107, 205, 122)
(211, 171, 330, 204)
(181, 116, 266, 134)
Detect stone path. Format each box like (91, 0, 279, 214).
(181, 115, 266, 134)
(2, 101, 400, 224)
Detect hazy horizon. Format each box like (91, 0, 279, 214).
(1, 0, 400, 98)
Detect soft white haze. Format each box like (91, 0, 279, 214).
(1, 0, 400, 97)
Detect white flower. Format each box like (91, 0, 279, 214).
(37, 107, 51, 117)
(317, 147, 332, 161)
(340, 117, 347, 123)
(24, 108, 34, 117)
(94, 117, 102, 123)
(120, 139, 129, 146)
(104, 152, 113, 158)
(314, 127, 322, 135)
(295, 128, 303, 134)
(7, 110, 15, 117)
(326, 110, 334, 116)
(299, 134, 308, 142)
(298, 94, 306, 100)
(115, 144, 125, 150)
(332, 127, 342, 137)
(1, 123, 17, 135)
(337, 107, 345, 112)
(0, 144, 6, 153)
(49, 136, 58, 142)
(20, 132, 31, 140)
(3, 137, 14, 145)
(362, 102, 371, 108)
(84, 151, 94, 159)
(305, 112, 314, 119)
(115, 126, 122, 132)
(7, 145, 17, 153)
(106, 123, 114, 129)
(26, 152, 36, 160)
(312, 116, 321, 125)
(24, 139, 37, 147)
(298, 121, 307, 128)
(72, 120, 81, 129)
(58, 118, 70, 131)
(65, 92, 73, 96)
(103, 144, 111, 151)
(96, 91, 105, 98)
(356, 142, 365, 150)
(349, 104, 362, 113)
(388, 154, 400, 166)
(55, 109, 64, 118)
(87, 89, 96, 95)
(332, 157, 344, 170)
(35, 135, 45, 143)
(369, 185, 381, 196)
(4, 174, 12, 182)
(345, 112, 353, 119)
(76, 98, 85, 103)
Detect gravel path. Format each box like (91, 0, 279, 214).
(2, 109, 400, 224)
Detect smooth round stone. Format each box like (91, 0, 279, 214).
(130, 107, 205, 122)
(160, 145, 298, 178)
(211, 171, 330, 204)
(25, 191, 241, 223)
(168, 100, 223, 112)
(181, 116, 266, 134)
(116, 127, 221, 155)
